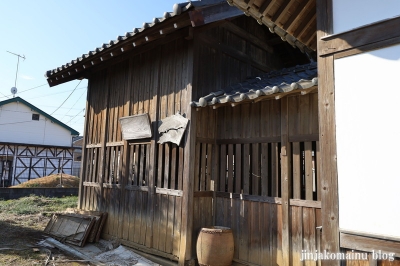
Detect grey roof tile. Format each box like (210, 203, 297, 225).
(191, 62, 317, 107)
(44, 1, 204, 78)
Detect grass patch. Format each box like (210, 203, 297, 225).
(0, 195, 78, 215)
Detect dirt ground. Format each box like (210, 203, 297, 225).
(0, 212, 93, 266)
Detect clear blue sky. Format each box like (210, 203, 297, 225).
(0, 0, 181, 136)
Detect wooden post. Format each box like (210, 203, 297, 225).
(78, 82, 91, 209)
(179, 41, 196, 266)
(316, 0, 340, 265)
(280, 97, 291, 266)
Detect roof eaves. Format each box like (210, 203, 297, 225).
(226, 0, 316, 57)
(191, 62, 318, 108)
(44, 2, 196, 86)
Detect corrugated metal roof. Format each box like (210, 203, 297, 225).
(191, 61, 317, 108)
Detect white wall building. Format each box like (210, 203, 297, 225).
(0, 97, 80, 186)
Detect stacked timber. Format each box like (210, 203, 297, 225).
(44, 210, 107, 247)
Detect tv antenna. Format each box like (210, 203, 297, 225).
(7, 51, 26, 98)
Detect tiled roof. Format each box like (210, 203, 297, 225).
(44, 0, 236, 86)
(45, 2, 194, 79)
(191, 61, 317, 108)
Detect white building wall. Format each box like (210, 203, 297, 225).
(332, 0, 400, 34)
(0, 101, 72, 146)
(335, 44, 400, 238)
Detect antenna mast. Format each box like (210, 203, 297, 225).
(6, 51, 26, 98)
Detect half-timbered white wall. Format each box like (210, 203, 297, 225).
(332, 0, 400, 33)
(335, 44, 400, 238)
(0, 143, 74, 185)
(0, 101, 72, 146)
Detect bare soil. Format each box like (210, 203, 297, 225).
(0, 212, 94, 266)
(1, 174, 90, 265)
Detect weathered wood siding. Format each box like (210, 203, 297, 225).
(193, 16, 286, 100)
(194, 93, 321, 265)
(81, 37, 192, 260)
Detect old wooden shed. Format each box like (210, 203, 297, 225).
(226, 0, 400, 265)
(44, 0, 321, 265)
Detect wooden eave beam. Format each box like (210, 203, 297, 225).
(220, 20, 274, 53)
(296, 15, 316, 45)
(189, 1, 243, 27)
(282, 0, 308, 30)
(286, 0, 315, 34)
(293, 5, 316, 40)
(318, 15, 400, 56)
(271, 0, 295, 25)
(258, 0, 274, 17)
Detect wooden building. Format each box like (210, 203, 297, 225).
(43, 0, 338, 265)
(0, 97, 79, 186)
(226, 0, 400, 265)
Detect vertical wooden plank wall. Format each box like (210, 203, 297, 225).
(81, 37, 192, 261)
(191, 16, 284, 262)
(194, 93, 322, 266)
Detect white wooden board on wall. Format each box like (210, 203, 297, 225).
(335, 44, 400, 238)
